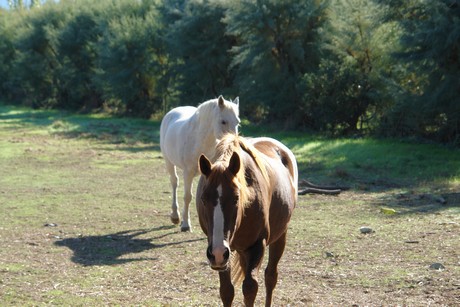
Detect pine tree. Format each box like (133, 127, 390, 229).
(8, 0, 41, 10)
(10, 2, 69, 108)
(55, 0, 104, 110)
(302, 0, 400, 134)
(0, 12, 17, 100)
(225, 0, 328, 125)
(161, 0, 234, 105)
(386, 0, 460, 144)
(94, 0, 166, 117)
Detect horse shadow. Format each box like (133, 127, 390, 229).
(54, 226, 204, 266)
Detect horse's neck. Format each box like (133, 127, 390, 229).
(192, 114, 219, 156)
(200, 133, 219, 156)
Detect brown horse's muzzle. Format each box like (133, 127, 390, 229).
(207, 244, 230, 271)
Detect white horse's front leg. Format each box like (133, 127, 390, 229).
(180, 172, 194, 232)
(165, 160, 180, 224)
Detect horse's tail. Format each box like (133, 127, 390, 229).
(230, 252, 245, 286)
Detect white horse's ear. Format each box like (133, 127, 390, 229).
(199, 154, 212, 177)
(218, 95, 225, 108)
(233, 97, 239, 106)
(228, 152, 240, 176)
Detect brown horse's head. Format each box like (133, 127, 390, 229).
(198, 151, 243, 271)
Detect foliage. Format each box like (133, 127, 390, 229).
(0, 0, 459, 144)
(302, 0, 400, 134)
(10, 3, 69, 108)
(8, 0, 41, 10)
(94, 0, 166, 117)
(161, 0, 235, 105)
(0, 12, 17, 100)
(225, 0, 328, 125)
(53, 0, 104, 110)
(380, 0, 460, 145)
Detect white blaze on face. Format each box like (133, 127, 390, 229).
(212, 184, 225, 250)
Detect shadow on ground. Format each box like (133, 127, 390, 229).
(54, 226, 204, 266)
(382, 191, 460, 215)
(0, 104, 161, 152)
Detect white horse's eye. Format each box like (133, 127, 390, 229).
(221, 120, 227, 125)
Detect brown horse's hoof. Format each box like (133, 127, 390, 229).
(170, 216, 180, 225)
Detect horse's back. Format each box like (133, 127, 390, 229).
(160, 106, 196, 137)
(160, 106, 197, 159)
(249, 137, 298, 192)
(249, 137, 298, 243)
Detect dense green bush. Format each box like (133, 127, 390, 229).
(0, 12, 17, 101)
(0, 0, 458, 144)
(161, 0, 235, 106)
(379, 0, 460, 144)
(302, 0, 399, 134)
(9, 4, 68, 108)
(94, 0, 165, 117)
(54, 1, 104, 110)
(225, 0, 328, 125)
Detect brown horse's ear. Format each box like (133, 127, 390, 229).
(218, 95, 224, 109)
(199, 154, 212, 177)
(228, 152, 240, 176)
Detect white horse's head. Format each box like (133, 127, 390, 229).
(197, 95, 240, 139)
(215, 95, 240, 138)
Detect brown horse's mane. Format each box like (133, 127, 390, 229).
(212, 133, 269, 209)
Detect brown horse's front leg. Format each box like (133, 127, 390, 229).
(219, 270, 234, 307)
(242, 240, 265, 306)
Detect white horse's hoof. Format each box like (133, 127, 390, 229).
(181, 226, 191, 232)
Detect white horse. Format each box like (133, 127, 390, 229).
(160, 95, 240, 231)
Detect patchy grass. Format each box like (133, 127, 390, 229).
(0, 104, 459, 306)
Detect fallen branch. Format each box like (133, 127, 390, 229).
(298, 179, 349, 195)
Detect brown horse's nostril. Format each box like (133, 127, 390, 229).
(207, 245, 215, 261)
(223, 248, 230, 261)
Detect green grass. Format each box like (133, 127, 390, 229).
(244, 125, 460, 191)
(1, 103, 458, 216)
(2, 103, 459, 191)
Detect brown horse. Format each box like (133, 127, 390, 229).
(196, 134, 298, 306)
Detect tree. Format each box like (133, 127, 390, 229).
(161, 0, 235, 106)
(381, 0, 460, 144)
(0, 11, 18, 101)
(302, 0, 400, 134)
(8, 0, 41, 10)
(225, 0, 328, 125)
(10, 3, 69, 108)
(54, 0, 104, 110)
(8, 0, 24, 10)
(94, 0, 166, 117)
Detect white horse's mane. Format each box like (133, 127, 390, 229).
(196, 97, 237, 123)
(196, 99, 217, 119)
